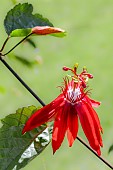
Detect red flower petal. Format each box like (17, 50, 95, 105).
(22, 103, 53, 134)
(22, 94, 64, 134)
(32, 26, 65, 35)
(67, 104, 78, 147)
(52, 94, 64, 108)
(85, 96, 101, 108)
(76, 102, 101, 155)
(52, 104, 68, 154)
(85, 101, 103, 147)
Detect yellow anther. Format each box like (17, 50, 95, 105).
(74, 63, 79, 69)
(83, 66, 87, 72)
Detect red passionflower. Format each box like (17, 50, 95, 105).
(22, 64, 103, 155)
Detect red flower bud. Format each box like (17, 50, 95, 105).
(32, 26, 65, 35)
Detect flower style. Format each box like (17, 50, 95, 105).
(22, 64, 103, 155)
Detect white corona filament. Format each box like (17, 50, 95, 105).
(66, 86, 81, 104)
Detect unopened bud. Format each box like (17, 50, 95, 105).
(62, 66, 70, 71)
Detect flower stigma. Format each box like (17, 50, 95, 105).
(63, 63, 93, 88)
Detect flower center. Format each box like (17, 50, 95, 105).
(66, 86, 81, 104)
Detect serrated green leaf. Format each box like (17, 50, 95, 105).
(4, 3, 53, 35)
(0, 105, 50, 170)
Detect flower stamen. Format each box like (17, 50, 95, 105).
(63, 63, 93, 89)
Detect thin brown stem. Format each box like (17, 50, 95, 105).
(3, 33, 33, 56)
(0, 36, 10, 52)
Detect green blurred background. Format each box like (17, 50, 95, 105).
(0, 0, 113, 169)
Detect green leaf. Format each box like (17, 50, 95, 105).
(108, 144, 113, 153)
(10, 28, 32, 37)
(4, 3, 53, 35)
(12, 55, 38, 67)
(8, 53, 39, 67)
(51, 31, 67, 37)
(0, 106, 50, 170)
(26, 39, 37, 48)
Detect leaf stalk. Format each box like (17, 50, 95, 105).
(3, 33, 33, 56)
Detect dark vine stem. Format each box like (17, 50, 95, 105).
(77, 136, 113, 169)
(0, 57, 45, 107)
(0, 36, 10, 52)
(0, 57, 113, 169)
(3, 33, 33, 56)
